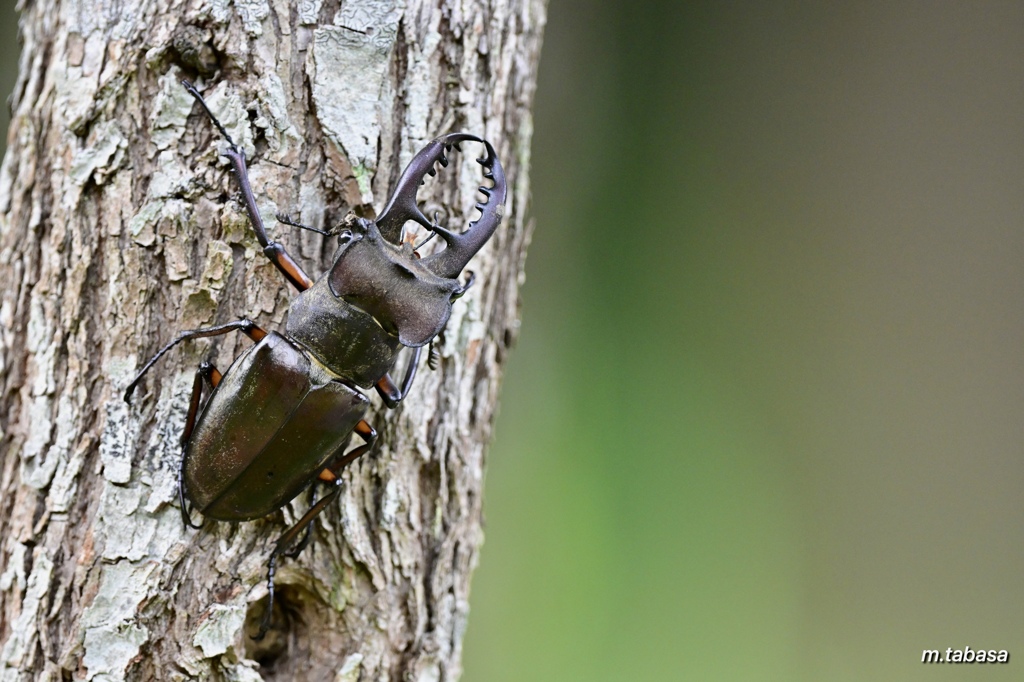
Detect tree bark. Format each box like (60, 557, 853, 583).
(0, 0, 544, 679)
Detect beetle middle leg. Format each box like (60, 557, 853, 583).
(177, 361, 222, 529)
(123, 318, 266, 403)
(256, 419, 377, 640)
(125, 319, 268, 525)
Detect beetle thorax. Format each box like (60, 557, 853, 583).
(327, 218, 463, 347)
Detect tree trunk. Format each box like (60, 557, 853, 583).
(0, 0, 544, 679)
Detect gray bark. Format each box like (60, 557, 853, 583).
(0, 0, 544, 680)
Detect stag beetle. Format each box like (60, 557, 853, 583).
(124, 80, 505, 638)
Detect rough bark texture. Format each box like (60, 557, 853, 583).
(0, 0, 544, 679)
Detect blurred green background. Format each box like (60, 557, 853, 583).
(464, 2, 1024, 681)
(2, 2, 1022, 680)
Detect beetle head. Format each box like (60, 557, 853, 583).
(324, 134, 505, 346)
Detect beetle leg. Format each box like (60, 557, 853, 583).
(182, 80, 314, 292)
(282, 485, 318, 559)
(326, 419, 378, 475)
(255, 421, 377, 640)
(177, 362, 221, 530)
(374, 346, 424, 409)
(293, 421, 376, 551)
(283, 417, 376, 558)
(179, 363, 216, 447)
(255, 479, 343, 640)
(283, 421, 376, 556)
(124, 319, 266, 403)
(451, 270, 476, 301)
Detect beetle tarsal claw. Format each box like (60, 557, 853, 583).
(182, 79, 242, 152)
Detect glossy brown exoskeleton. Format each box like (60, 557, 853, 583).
(124, 80, 506, 638)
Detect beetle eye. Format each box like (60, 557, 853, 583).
(337, 229, 353, 244)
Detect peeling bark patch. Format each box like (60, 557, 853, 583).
(235, 0, 271, 36)
(253, 73, 301, 159)
(20, 395, 56, 489)
(128, 202, 161, 247)
(336, 652, 363, 681)
(96, 482, 181, 562)
(81, 561, 154, 682)
(309, 8, 401, 204)
(0, 552, 52, 670)
(297, 0, 323, 26)
(150, 71, 198, 152)
(99, 397, 133, 485)
(192, 603, 247, 657)
(70, 122, 127, 187)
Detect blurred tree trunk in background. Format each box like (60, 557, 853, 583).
(0, 0, 544, 679)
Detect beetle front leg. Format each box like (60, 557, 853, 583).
(255, 420, 377, 640)
(183, 80, 314, 292)
(375, 346, 424, 409)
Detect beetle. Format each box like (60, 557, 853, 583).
(123, 80, 506, 638)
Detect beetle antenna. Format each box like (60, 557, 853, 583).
(276, 212, 333, 237)
(413, 231, 437, 251)
(412, 210, 444, 250)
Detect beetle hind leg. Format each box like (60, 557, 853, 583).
(254, 420, 378, 640)
(282, 486, 318, 559)
(178, 362, 222, 530)
(254, 480, 344, 640)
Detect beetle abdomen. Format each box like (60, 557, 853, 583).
(185, 332, 368, 521)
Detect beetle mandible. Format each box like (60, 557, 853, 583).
(124, 80, 506, 638)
